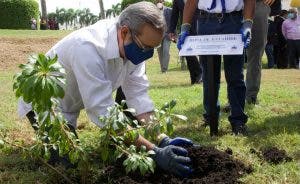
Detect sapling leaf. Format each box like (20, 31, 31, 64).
(166, 117, 173, 135)
(147, 150, 155, 155)
(123, 108, 136, 114)
(0, 139, 4, 149)
(172, 114, 188, 121)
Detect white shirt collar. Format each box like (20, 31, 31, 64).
(105, 22, 122, 61)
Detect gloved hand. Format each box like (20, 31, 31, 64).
(240, 19, 253, 48)
(158, 136, 193, 148)
(152, 145, 193, 177)
(177, 23, 191, 50)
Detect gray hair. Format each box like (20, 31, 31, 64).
(117, 1, 166, 35)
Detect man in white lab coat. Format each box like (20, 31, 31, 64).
(18, 2, 193, 177)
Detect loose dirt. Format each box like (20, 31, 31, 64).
(261, 147, 292, 164)
(0, 38, 59, 70)
(97, 146, 253, 184)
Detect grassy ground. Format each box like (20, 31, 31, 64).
(0, 29, 72, 38)
(0, 30, 299, 183)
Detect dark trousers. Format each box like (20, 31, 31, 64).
(274, 44, 288, 68)
(186, 56, 202, 84)
(186, 29, 203, 84)
(197, 12, 248, 126)
(115, 87, 137, 120)
(287, 39, 300, 68)
(265, 43, 274, 68)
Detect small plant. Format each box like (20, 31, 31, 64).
(13, 54, 87, 168)
(97, 100, 187, 175)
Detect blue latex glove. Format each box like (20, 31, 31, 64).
(240, 20, 253, 48)
(159, 136, 194, 148)
(152, 145, 193, 177)
(177, 23, 191, 50)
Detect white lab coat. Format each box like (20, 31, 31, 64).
(18, 19, 154, 128)
(198, 0, 244, 13)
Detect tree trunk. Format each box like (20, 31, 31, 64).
(40, 0, 47, 19)
(98, 0, 105, 19)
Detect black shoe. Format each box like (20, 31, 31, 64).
(202, 120, 209, 127)
(232, 125, 248, 136)
(246, 97, 258, 105)
(191, 78, 202, 85)
(222, 103, 231, 113)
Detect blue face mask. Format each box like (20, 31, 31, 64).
(124, 41, 154, 65)
(287, 13, 296, 19)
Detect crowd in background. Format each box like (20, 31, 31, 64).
(30, 17, 59, 30)
(266, 8, 300, 69)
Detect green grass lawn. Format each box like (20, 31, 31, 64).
(0, 31, 300, 183)
(0, 29, 72, 38)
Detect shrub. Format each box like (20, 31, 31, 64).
(0, 0, 39, 29)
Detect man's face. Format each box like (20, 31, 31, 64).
(133, 23, 164, 50)
(288, 9, 297, 19)
(119, 23, 163, 59)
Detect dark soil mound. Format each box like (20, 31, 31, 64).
(261, 147, 292, 164)
(98, 146, 253, 184)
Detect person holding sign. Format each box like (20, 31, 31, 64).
(178, 0, 255, 135)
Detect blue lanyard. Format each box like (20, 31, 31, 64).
(207, 0, 226, 13)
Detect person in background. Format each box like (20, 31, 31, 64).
(245, 0, 277, 105)
(178, 0, 255, 135)
(156, 1, 172, 73)
(54, 18, 60, 30)
(48, 18, 55, 30)
(40, 17, 47, 30)
(265, 18, 276, 68)
(30, 18, 37, 30)
(282, 8, 300, 68)
(168, 0, 202, 85)
(274, 10, 288, 68)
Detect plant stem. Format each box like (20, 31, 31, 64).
(113, 143, 131, 156)
(39, 158, 74, 184)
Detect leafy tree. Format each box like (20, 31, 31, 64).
(47, 7, 99, 30)
(106, 3, 122, 18)
(121, 0, 156, 10)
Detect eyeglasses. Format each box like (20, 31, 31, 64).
(130, 32, 159, 52)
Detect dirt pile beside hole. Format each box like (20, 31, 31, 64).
(261, 147, 292, 164)
(98, 146, 253, 184)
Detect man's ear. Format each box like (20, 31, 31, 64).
(120, 26, 129, 40)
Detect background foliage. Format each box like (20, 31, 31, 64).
(121, 0, 156, 10)
(0, 0, 39, 29)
